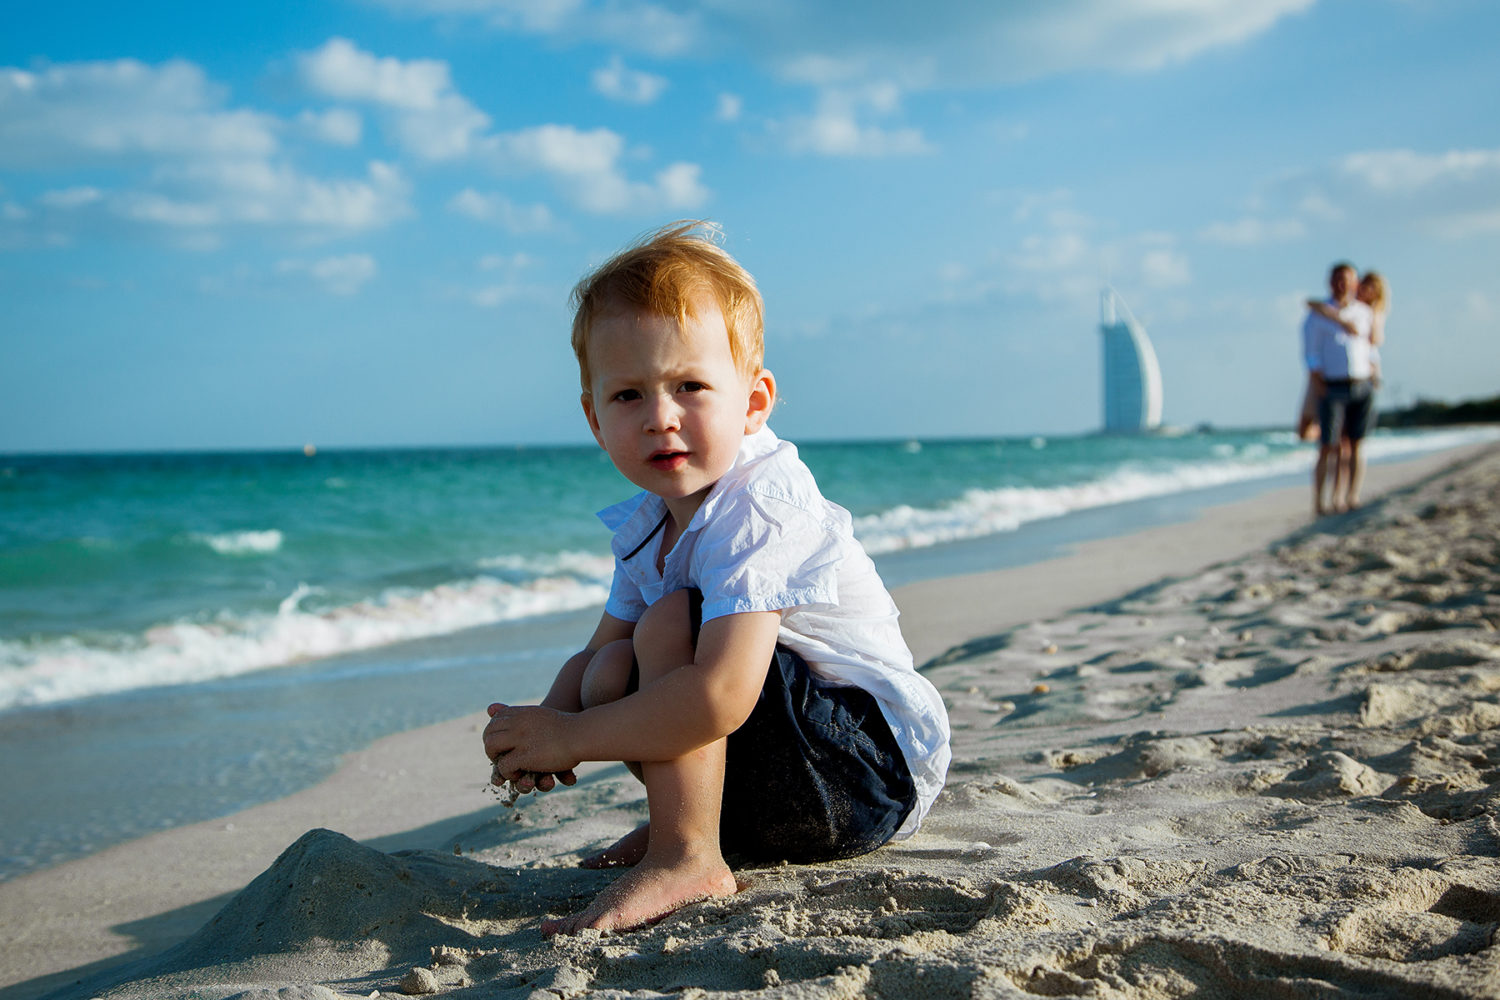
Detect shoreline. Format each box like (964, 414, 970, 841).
(2, 442, 1495, 1000)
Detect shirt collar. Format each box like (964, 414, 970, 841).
(596, 426, 782, 551)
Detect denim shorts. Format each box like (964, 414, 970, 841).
(1318, 379, 1375, 446)
(630, 589, 917, 864)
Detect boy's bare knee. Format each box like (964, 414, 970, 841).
(635, 589, 696, 682)
(580, 639, 635, 709)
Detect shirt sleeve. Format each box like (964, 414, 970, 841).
(603, 558, 648, 623)
(1302, 313, 1322, 373)
(690, 488, 843, 622)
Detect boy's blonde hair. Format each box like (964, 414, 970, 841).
(570, 221, 765, 392)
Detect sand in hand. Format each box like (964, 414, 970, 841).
(24, 446, 1500, 999)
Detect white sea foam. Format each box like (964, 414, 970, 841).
(854, 426, 1500, 555)
(194, 529, 284, 555)
(0, 569, 610, 711)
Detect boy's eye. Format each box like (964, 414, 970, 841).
(612, 389, 641, 402)
(679, 381, 706, 393)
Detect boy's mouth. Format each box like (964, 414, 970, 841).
(648, 450, 689, 470)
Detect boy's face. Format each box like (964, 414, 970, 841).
(582, 296, 774, 524)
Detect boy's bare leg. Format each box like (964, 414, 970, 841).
(548, 589, 737, 933)
(545, 739, 736, 934)
(576, 638, 652, 868)
(581, 822, 650, 869)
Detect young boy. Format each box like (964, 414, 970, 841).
(483, 221, 950, 935)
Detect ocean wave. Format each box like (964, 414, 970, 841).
(0, 570, 610, 712)
(477, 549, 616, 579)
(854, 425, 1500, 555)
(193, 529, 284, 556)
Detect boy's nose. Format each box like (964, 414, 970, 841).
(644, 395, 681, 434)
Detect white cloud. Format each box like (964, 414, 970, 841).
(1266, 147, 1500, 241)
(292, 40, 701, 212)
(478, 252, 531, 271)
(468, 250, 540, 307)
(774, 84, 930, 157)
(297, 108, 363, 146)
(0, 55, 416, 243)
(1198, 217, 1306, 246)
(447, 188, 554, 232)
(276, 253, 378, 295)
(715, 93, 742, 122)
(297, 38, 490, 160)
(654, 163, 709, 208)
(0, 59, 278, 168)
(995, 190, 1194, 306)
(487, 124, 709, 212)
(1340, 149, 1500, 193)
(750, 1, 1314, 89)
(374, 1, 1310, 89)
(298, 37, 453, 109)
(591, 55, 667, 104)
(369, 0, 700, 56)
(39, 187, 104, 209)
(116, 160, 411, 232)
(1140, 248, 1191, 288)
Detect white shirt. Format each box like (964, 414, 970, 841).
(1303, 298, 1375, 380)
(599, 427, 951, 838)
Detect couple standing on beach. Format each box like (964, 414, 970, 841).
(1300, 261, 1390, 516)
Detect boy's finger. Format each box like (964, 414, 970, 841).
(534, 773, 556, 792)
(486, 703, 508, 717)
(557, 770, 578, 786)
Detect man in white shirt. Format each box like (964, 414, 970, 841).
(1302, 262, 1375, 515)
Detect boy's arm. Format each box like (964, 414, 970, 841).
(485, 610, 781, 775)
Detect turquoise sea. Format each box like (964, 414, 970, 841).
(1, 424, 1495, 880)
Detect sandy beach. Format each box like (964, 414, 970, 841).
(5, 443, 1499, 1000)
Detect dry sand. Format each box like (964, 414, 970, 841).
(5, 444, 1499, 1000)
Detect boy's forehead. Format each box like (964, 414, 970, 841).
(590, 294, 728, 348)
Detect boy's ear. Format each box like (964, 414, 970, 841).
(581, 392, 607, 449)
(743, 369, 776, 435)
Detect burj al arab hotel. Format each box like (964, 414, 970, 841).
(1099, 288, 1163, 434)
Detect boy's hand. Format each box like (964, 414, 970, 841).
(484, 703, 582, 786)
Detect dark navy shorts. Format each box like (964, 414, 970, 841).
(630, 589, 916, 864)
(1318, 379, 1375, 446)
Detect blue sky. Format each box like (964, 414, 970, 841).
(3, 0, 1498, 452)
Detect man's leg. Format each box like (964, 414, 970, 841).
(548, 589, 736, 933)
(1313, 444, 1334, 517)
(1345, 438, 1366, 510)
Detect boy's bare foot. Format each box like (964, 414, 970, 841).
(581, 822, 650, 869)
(544, 848, 736, 936)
